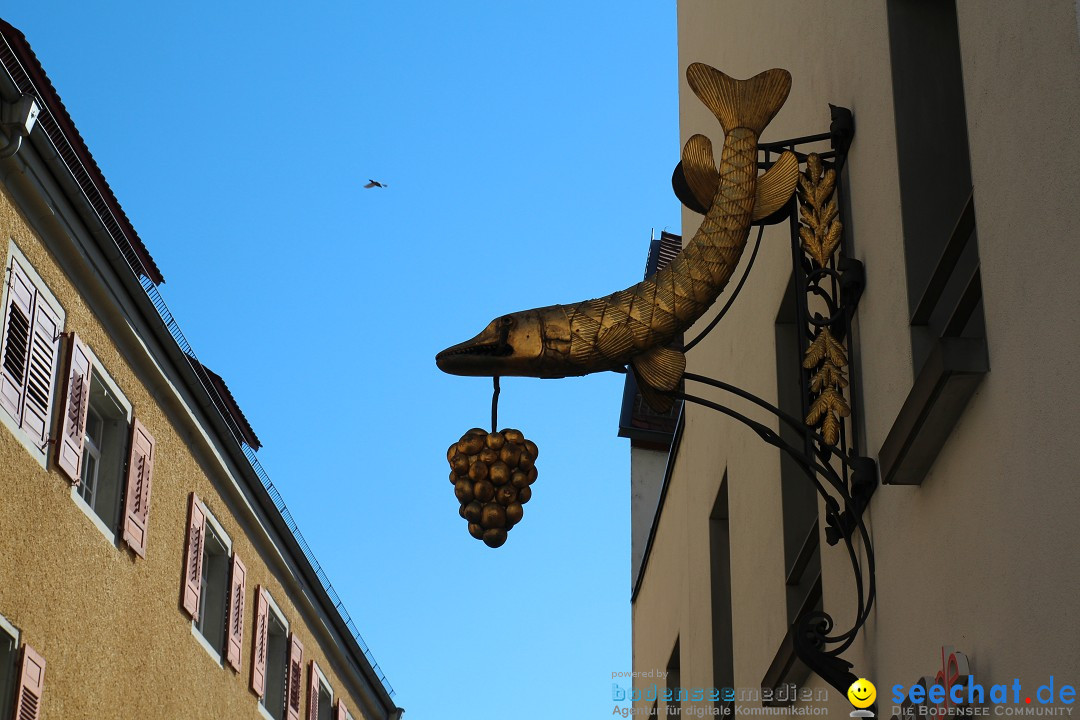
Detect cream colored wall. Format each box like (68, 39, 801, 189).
(634, 0, 1080, 713)
(0, 185, 377, 718)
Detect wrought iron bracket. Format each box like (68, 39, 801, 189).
(663, 108, 877, 699)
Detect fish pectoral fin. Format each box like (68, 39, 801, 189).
(752, 150, 800, 221)
(681, 134, 719, 212)
(632, 365, 677, 414)
(596, 324, 635, 360)
(631, 345, 686, 392)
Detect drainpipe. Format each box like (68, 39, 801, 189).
(0, 94, 40, 159)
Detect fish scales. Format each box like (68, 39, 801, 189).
(437, 65, 798, 408)
(560, 128, 759, 368)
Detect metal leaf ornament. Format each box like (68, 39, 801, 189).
(803, 327, 850, 446)
(798, 154, 842, 268)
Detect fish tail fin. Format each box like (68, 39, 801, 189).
(686, 64, 791, 136)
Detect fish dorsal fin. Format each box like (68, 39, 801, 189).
(631, 345, 686, 392)
(596, 324, 635, 360)
(632, 365, 676, 414)
(752, 151, 800, 221)
(681, 134, 719, 211)
(686, 64, 792, 136)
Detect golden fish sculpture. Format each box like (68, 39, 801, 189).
(437, 64, 799, 411)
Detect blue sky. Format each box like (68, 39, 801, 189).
(5, 3, 680, 717)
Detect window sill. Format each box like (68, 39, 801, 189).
(69, 486, 119, 546)
(761, 575, 821, 703)
(190, 621, 224, 667)
(256, 702, 278, 720)
(878, 337, 988, 485)
(761, 628, 809, 707)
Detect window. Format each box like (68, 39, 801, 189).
(257, 590, 291, 720)
(58, 334, 156, 555)
(775, 283, 822, 626)
(757, 281, 824, 695)
(0, 614, 19, 717)
(887, 0, 985, 370)
(880, 0, 988, 486)
(196, 517, 230, 657)
(709, 477, 734, 716)
(256, 625, 305, 720)
(0, 613, 45, 720)
(71, 366, 131, 538)
(309, 661, 334, 720)
(665, 640, 681, 717)
(182, 494, 242, 664)
(0, 248, 63, 463)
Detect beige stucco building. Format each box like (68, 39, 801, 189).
(0, 19, 401, 720)
(628, 1, 1080, 718)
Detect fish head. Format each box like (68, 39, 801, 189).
(436, 310, 545, 376)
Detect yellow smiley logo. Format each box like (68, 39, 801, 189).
(848, 678, 877, 709)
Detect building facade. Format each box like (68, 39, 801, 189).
(630, 1, 1080, 717)
(0, 19, 401, 720)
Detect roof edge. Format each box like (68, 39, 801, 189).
(0, 18, 165, 285)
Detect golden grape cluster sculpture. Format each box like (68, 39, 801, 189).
(447, 428, 538, 548)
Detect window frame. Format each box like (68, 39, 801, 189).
(0, 611, 20, 719)
(189, 499, 234, 665)
(879, 0, 989, 486)
(311, 661, 334, 720)
(0, 242, 65, 467)
(68, 354, 133, 544)
(257, 589, 291, 720)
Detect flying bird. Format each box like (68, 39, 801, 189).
(364, 179, 387, 189)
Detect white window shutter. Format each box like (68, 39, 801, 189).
(19, 290, 60, 449)
(0, 258, 35, 421)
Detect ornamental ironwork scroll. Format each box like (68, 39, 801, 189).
(436, 65, 877, 703)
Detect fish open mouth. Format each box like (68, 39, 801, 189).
(437, 342, 513, 359)
(436, 337, 514, 375)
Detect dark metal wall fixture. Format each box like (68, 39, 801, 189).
(674, 106, 879, 699)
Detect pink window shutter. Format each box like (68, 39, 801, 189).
(19, 295, 60, 450)
(14, 643, 45, 720)
(336, 700, 349, 720)
(181, 493, 206, 619)
(251, 585, 270, 697)
(225, 553, 247, 671)
(0, 259, 34, 421)
(56, 333, 92, 484)
(121, 418, 156, 557)
(308, 660, 322, 720)
(286, 633, 304, 720)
